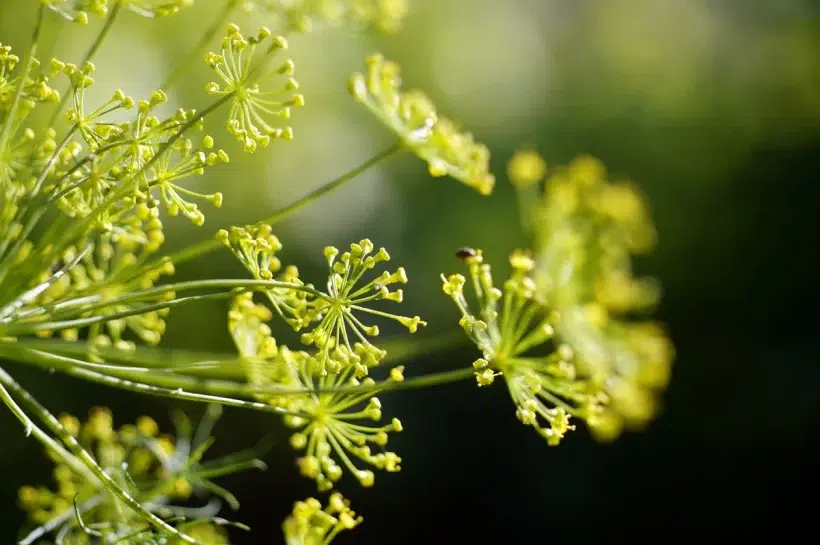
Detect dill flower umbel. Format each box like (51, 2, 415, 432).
(227, 289, 406, 491)
(206, 24, 304, 153)
(442, 250, 581, 445)
(349, 54, 495, 195)
(442, 154, 674, 443)
(285, 359, 405, 490)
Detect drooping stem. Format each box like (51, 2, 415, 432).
(0, 366, 198, 544)
(165, 142, 404, 267)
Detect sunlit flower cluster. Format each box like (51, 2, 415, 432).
(442, 250, 581, 445)
(206, 24, 304, 153)
(349, 54, 495, 195)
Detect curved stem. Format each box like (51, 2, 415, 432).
(0, 366, 198, 544)
(165, 142, 404, 267)
(0, 378, 34, 436)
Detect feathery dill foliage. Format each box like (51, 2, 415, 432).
(0, 0, 673, 543)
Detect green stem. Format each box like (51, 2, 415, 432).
(0, 3, 44, 154)
(161, 0, 237, 90)
(3, 336, 475, 401)
(1, 277, 325, 335)
(165, 142, 404, 267)
(0, 369, 95, 485)
(0, 366, 199, 545)
(6, 346, 298, 416)
(4, 290, 237, 336)
(0, 377, 34, 436)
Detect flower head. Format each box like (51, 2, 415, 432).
(285, 356, 405, 490)
(349, 54, 494, 195)
(218, 224, 308, 329)
(205, 24, 304, 153)
(442, 249, 584, 445)
(283, 493, 362, 545)
(220, 232, 425, 376)
(298, 239, 424, 376)
(8, 206, 175, 355)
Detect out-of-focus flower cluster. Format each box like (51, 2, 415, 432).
(240, 0, 408, 34)
(17, 406, 244, 544)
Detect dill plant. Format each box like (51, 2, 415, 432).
(0, 1, 674, 543)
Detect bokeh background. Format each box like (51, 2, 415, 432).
(1, 0, 819, 542)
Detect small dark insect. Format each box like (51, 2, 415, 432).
(455, 247, 477, 261)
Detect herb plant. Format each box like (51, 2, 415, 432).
(0, 1, 673, 543)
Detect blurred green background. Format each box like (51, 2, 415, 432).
(1, 0, 819, 542)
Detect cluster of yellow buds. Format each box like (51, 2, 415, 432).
(349, 54, 495, 196)
(17, 408, 182, 527)
(226, 238, 415, 491)
(206, 24, 304, 153)
(283, 493, 362, 545)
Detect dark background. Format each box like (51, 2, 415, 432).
(1, 0, 819, 543)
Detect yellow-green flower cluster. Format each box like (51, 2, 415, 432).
(529, 154, 673, 439)
(17, 406, 254, 543)
(30, 222, 175, 352)
(51, 60, 228, 225)
(0, 45, 60, 110)
(206, 24, 304, 153)
(442, 250, 580, 446)
(225, 238, 417, 490)
(18, 408, 185, 528)
(442, 153, 674, 442)
(241, 0, 408, 34)
(349, 54, 495, 195)
(283, 493, 362, 545)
